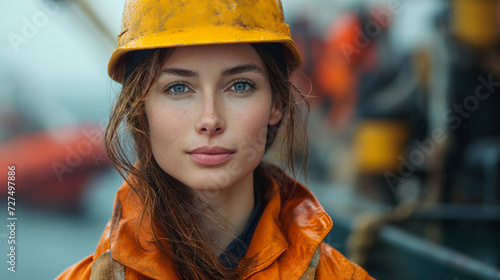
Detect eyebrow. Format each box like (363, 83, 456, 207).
(221, 64, 264, 76)
(159, 63, 264, 78)
(160, 68, 198, 78)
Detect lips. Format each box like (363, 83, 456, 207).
(187, 146, 235, 166)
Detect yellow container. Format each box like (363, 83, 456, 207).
(355, 120, 409, 174)
(452, 0, 499, 49)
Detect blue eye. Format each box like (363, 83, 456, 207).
(164, 83, 190, 95)
(233, 82, 249, 91)
(172, 84, 187, 93)
(230, 80, 255, 93)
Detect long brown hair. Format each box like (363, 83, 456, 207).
(105, 43, 309, 280)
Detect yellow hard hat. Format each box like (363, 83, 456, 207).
(108, 0, 302, 83)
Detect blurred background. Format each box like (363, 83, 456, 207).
(1, 0, 500, 279)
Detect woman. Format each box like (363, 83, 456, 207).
(57, 0, 374, 279)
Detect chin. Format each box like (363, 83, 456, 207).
(181, 169, 251, 193)
(186, 175, 237, 192)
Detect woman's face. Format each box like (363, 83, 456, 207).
(145, 44, 282, 193)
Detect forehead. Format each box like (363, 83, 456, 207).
(162, 44, 265, 69)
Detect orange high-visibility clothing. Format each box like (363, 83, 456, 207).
(57, 168, 374, 279)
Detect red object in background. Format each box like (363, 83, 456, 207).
(0, 124, 110, 211)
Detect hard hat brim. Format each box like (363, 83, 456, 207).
(108, 25, 302, 83)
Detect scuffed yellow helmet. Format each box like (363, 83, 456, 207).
(108, 0, 302, 83)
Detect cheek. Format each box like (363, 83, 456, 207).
(232, 102, 273, 149)
(146, 104, 189, 158)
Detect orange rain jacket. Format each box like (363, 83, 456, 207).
(56, 168, 374, 280)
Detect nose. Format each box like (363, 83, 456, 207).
(195, 94, 225, 135)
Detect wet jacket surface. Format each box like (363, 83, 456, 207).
(56, 170, 374, 280)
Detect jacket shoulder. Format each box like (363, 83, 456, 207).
(316, 242, 375, 280)
(55, 250, 129, 280)
(55, 254, 94, 280)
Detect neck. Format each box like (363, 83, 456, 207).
(194, 171, 255, 254)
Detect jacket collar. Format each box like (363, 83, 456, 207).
(239, 168, 333, 279)
(109, 169, 332, 279)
